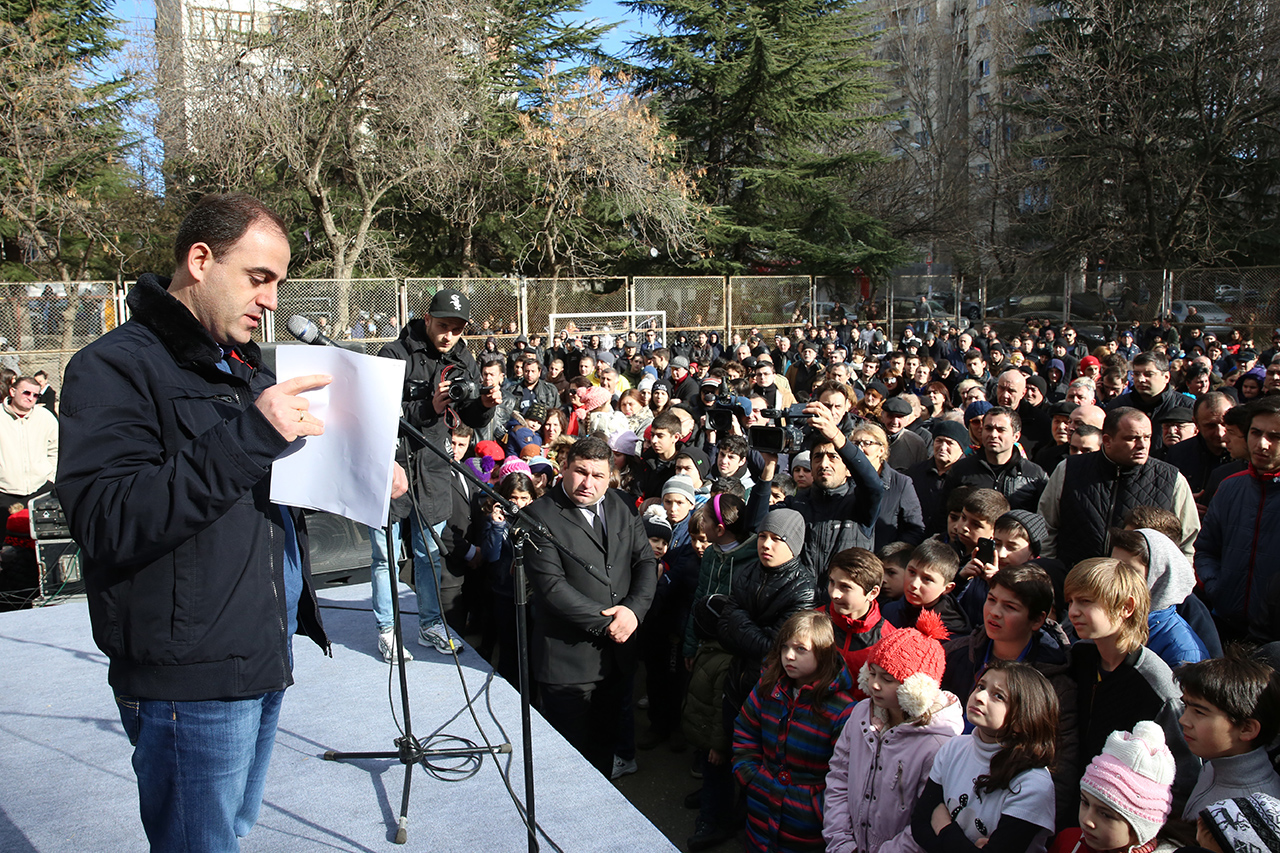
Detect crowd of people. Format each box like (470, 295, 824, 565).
(388, 305, 1280, 853)
(49, 191, 1280, 853)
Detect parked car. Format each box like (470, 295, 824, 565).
(1170, 300, 1234, 336)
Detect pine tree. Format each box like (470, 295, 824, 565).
(624, 0, 907, 275)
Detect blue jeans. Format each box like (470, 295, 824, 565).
(366, 517, 447, 632)
(115, 691, 284, 852)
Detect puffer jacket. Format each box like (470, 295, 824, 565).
(733, 665, 858, 853)
(720, 554, 819, 728)
(823, 693, 964, 853)
(720, 555, 818, 665)
(1195, 465, 1280, 640)
(683, 640, 735, 752)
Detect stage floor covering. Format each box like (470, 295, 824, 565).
(0, 584, 679, 852)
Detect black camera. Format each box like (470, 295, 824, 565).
(705, 395, 747, 434)
(448, 377, 482, 404)
(749, 404, 814, 454)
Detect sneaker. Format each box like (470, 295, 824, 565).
(378, 628, 413, 663)
(417, 620, 461, 655)
(610, 754, 638, 780)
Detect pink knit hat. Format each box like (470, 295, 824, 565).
(1079, 721, 1175, 845)
(496, 458, 532, 483)
(578, 386, 613, 412)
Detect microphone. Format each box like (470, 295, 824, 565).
(287, 314, 338, 347)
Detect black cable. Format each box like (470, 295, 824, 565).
(402, 438, 567, 853)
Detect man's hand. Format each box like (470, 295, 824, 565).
(804, 400, 844, 447)
(759, 451, 778, 483)
(1193, 489, 1208, 517)
(601, 604, 638, 642)
(391, 462, 409, 499)
(481, 383, 503, 409)
(256, 374, 331, 441)
(432, 380, 452, 415)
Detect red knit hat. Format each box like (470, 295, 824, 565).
(859, 609, 950, 719)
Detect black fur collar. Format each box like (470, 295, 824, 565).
(126, 273, 262, 369)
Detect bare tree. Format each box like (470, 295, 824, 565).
(510, 67, 703, 280)
(156, 0, 499, 330)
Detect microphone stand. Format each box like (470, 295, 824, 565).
(325, 413, 594, 853)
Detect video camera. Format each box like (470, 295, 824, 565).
(749, 404, 814, 455)
(705, 394, 747, 434)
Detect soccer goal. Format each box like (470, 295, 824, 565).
(548, 310, 667, 348)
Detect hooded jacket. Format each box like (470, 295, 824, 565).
(1139, 529, 1209, 668)
(823, 692, 964, 853)
(733, 664, 858, 853)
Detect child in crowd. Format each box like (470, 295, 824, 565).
(956, 509, 1048, 627)
(942, 564, 1078, 817)
(769, 473, 795, 506)
(640, 410, 685, 498)
(911, 660, 1060, 852)
(1192, 793, 1280, 853)
(1065, 558, 1199, 813)
(662, 475, 697, 549)
(821, 547, 896, 697)
(1049, 722, 1178, 853)
(1120, 507, 1221, 658)
(950, 488, 1010, 565)
(477, 472, 541, 684)
(733, 611, 857, 853)
(674, 447, 712, 500)
(824, 610, 964, 853)
(681, 495, 760, 852)
(878, 541, 913, 603)
(939, 486, 972, 551)
(883, 539, 970, 635)
(790, 450, 812, 493)
(635, 510, 696, 754)
(714, 434, 755, 495)
(1177, 652, 1280, 819)
(1108, 528, 1208, 669)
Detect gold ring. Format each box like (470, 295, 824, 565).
(299, 412, 305, 422)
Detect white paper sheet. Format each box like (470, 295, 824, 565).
(270, 345, 406, 529)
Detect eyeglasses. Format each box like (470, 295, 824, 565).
(851, 439, 879, 448)
(16, 390, 37, 397)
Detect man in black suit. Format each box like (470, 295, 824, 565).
(523, 436, 658, 775)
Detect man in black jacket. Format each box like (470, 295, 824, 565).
(944, 406, 1048, 511)
(1104, 351, 1192, 454)
(58, 194, 407, 850)
(523, 436, 657, 776)
(375, 288, 498, 657)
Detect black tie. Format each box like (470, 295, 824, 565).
(592, 512, 605, 542)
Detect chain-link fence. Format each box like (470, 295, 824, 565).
(631, 276, 727, 334)
(728, 275, 812, 337)
(269, 278, 400, 353)
(18, 267, 1280, 387)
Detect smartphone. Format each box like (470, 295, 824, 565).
(976, 537, 996, 565)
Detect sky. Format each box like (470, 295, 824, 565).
(109, 0, 646, 57)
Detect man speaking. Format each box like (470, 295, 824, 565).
(57, 193, 406, 850)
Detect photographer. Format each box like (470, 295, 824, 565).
(372, 289, 499, 657)
(756, 392, 882, 586)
